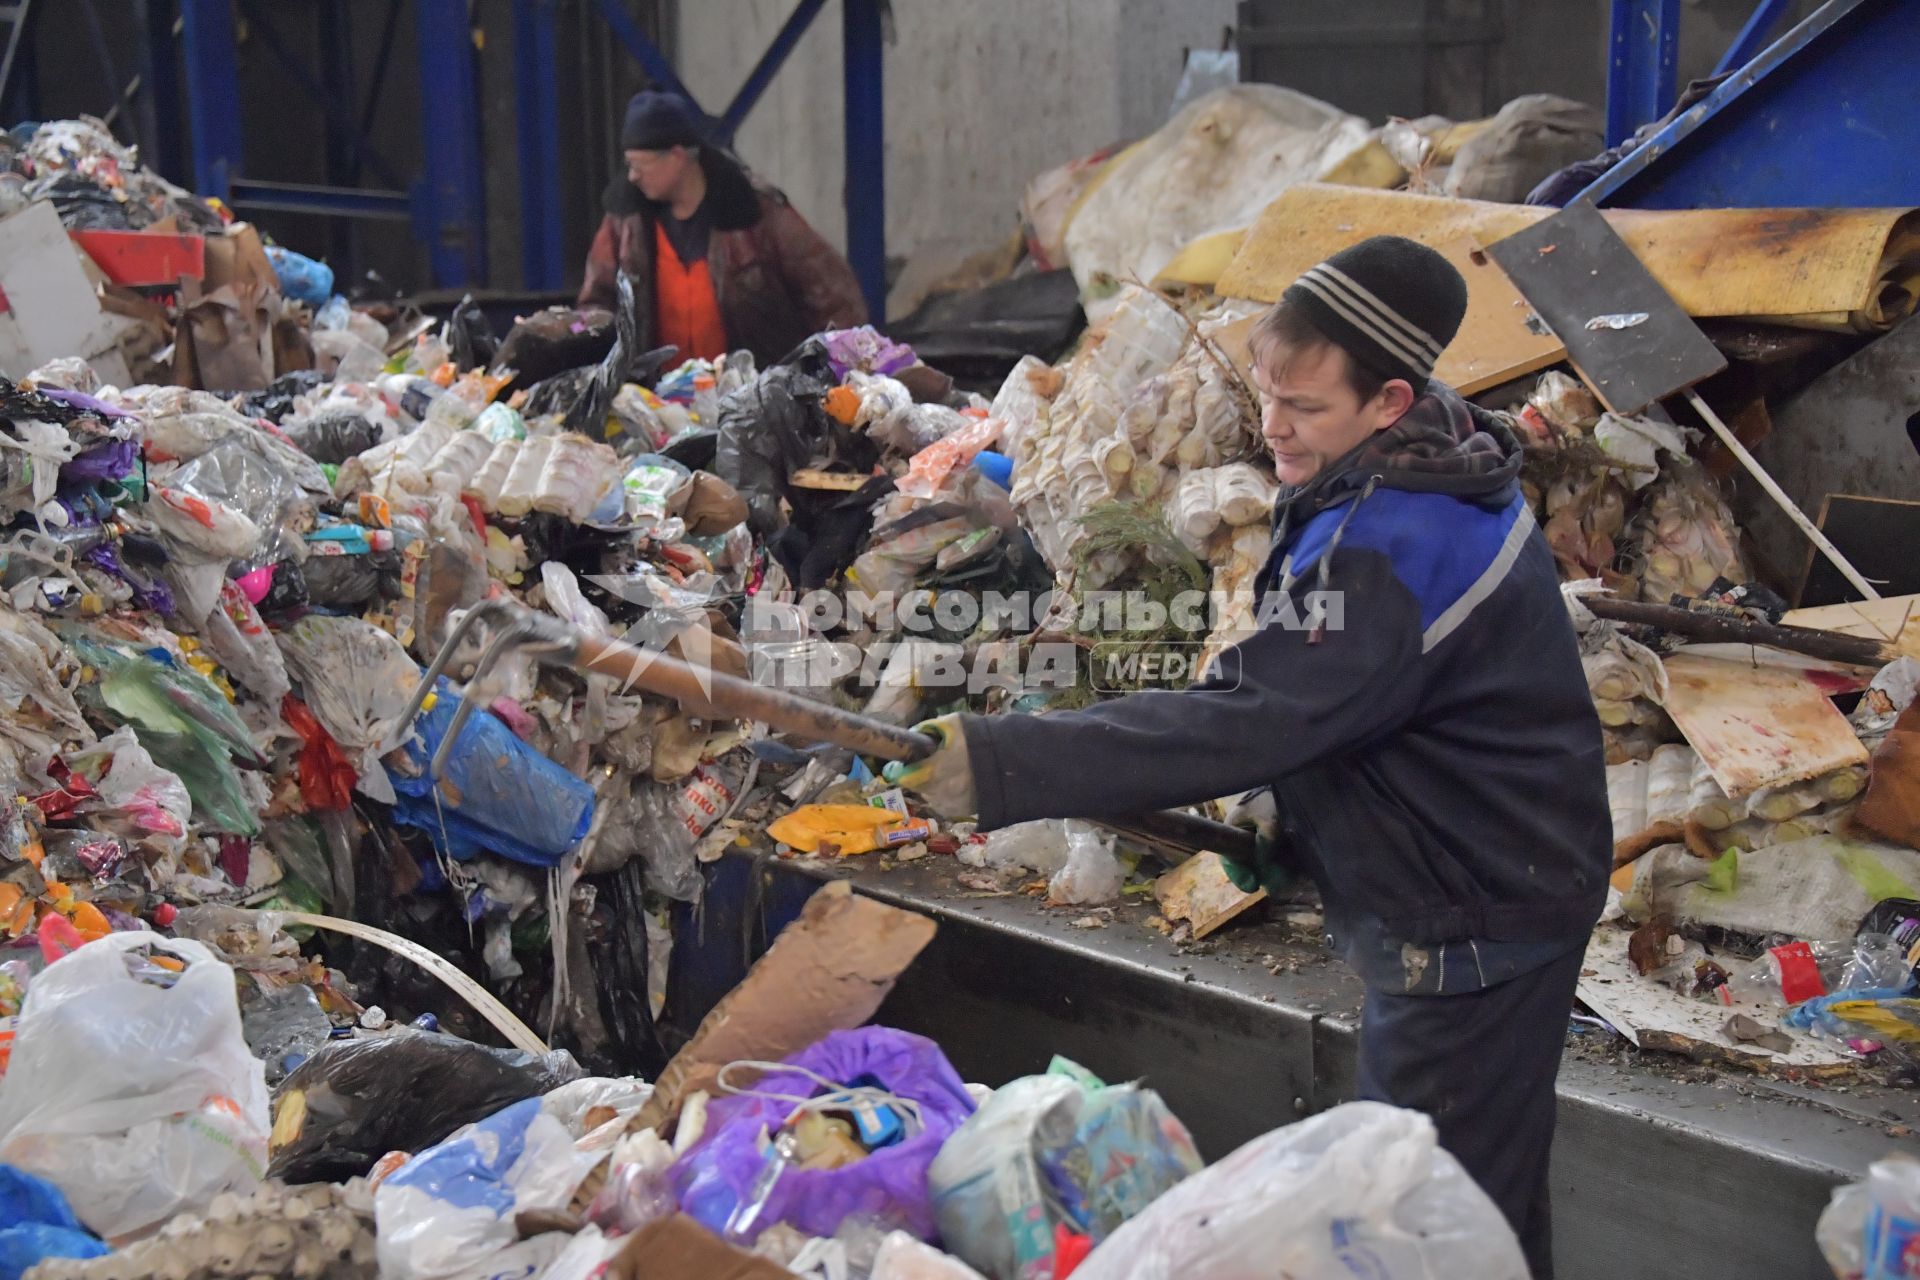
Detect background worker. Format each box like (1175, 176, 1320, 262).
(577, 91, 867, 365)
(895, 236, 1611, 1279)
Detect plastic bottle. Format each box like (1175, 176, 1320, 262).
(693, 373, 720, 426)
(1718, 933, 1910, 1006)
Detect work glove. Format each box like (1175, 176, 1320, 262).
(883, 714, 977, 819)
(1220, 787, 1298, 897)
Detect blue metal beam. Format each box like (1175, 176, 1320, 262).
(1606, 0, 1680, 146)
(1714, 0, 1794, 75)
(590, 0, 697, 108)
(228, 179, 413, 220)
(513, 0, 564, 291)
(137, 0, 184, 184)
(1582, 0, 1918, 210)
(842, 0, 886, 323)
(413, 0, 486, 288)
(178, 0, 244, 200)
(719, 0, 829, 140)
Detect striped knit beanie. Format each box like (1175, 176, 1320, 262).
(1281, 236, 1468, 390)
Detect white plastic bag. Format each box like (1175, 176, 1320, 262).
(276, 614, 420, 803)
(0, 933, 271, 1239)
(1073, 1102, 1528, 1280)
(978, 820, 1076, 876)
(1049, 824, 1124, 905)
(872, 1232, 990, 1280)
(374, 1096, 607, 1280)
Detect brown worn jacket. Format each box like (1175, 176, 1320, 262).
(577, 148, 867, 366)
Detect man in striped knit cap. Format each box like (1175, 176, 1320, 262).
(898, 236, 1609, 1278)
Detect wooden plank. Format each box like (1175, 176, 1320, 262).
(1660, 652, 1869, 798)
(1799, 494, 1920, 608)
(1783, 594, 1920, 662)
(1484, 203, 1727, 416)
(1441, 236, 1567, 395)
(1153, 851, 1267, 940)
(1576, 925, 1853, 1071)
(1216, 185, 1918, 332)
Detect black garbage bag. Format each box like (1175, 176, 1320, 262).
(587, 859, 670, 1079)
(492, 307, 616, 396)
(236, 370, 328, 424)
(29, 172, 140, 230)
(287, 411, 383, 465)
(256, 558, 311, 615)
(267, 1030, 583, 1183)
(558, 274, 679, 436)
(886, 269, 1086, 395)
(713, 338, 856, 537)
(301, 552, 390, 609)
(447, 294, 500, 371)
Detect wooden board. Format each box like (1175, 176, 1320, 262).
(1800, 494, 1920, 608)
(1576, 925, 1852, 1071)
(1660, 652, 1869, 798)
(1216, 184, 1920, 332)
(1485, 203, 1727, 416)
(1441, 236, 1567, 395)
(790, 468, 870, 492)
(1783, 594, 1920, 662)
(1153, 851, 1267, 940)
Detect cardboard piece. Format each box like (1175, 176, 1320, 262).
(0, 201, 138, 385)
(1659, 652, 1869, 798)
(631, 880, 937, 1132)
(1153, 851, 1267, 940)
(175, 285, 276, 391)
(1217, 185, 1920, 333)
(1438, 236, 1567, 394)
(1577, 924, 1853, 1072)
(1858, 701, 1920, 850)
(201, 223, 278, 299)
(604, 1214, 790, 1280)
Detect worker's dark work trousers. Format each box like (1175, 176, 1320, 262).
(1355, 943, 1584, 1280)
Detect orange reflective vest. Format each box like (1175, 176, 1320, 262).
(653, 222, 728, 362)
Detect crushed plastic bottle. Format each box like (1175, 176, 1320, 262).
(1718, 933, 1911, 1007)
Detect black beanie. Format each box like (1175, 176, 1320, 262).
(1280, 235, 1468, 389)
(621, 91, 703, 151)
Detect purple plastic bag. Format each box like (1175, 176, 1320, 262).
(62, 438, 138, 484)
(822, 326, 918, 380)
(670, 1026, 975, 1244)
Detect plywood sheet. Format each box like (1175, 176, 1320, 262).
(1577, 925, 1852, 1069)
(1153, 851, 1267, 940)
(1216, 185, 1919, 332)
(1782, 595, 1920, 662)
(1661, 652, 1869, 798)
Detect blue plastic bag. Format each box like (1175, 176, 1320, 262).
(0, 1167, 107, 1280)
(671, 1027, 976, 1244)
(386, 679, 595, 867)
(264, 245, 336, 308)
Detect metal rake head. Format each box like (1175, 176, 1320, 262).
(393, 599, 579, 780)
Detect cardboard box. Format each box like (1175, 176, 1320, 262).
(604, 1215, 790, 1280)
(0, 201, 137, 385)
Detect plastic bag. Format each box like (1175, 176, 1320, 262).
(264, 245, 335, 307)
(0, 1166, 108, 1280)
(64, 726, 192, 855)
(872, 1233, 990, 1280)
(930, 1061, 1199, 1280)
(277, 614, 419, 803)
(386, 677, 595, 867)
(268, 1030, 583, 1185)
(1817, 1155, 1920, 1280)
(533, 433, 620, 523)
(715, 344, 839, 535)
(1072, 1102, 1527, 1280)
(897, 416, 1003, 501)
(374, 1095, 605, 1280)
(201, 577, 292, 704)
(0, 933, 272, 1239)
(673, 1027, 976, 1244)
(286, 410, 384, 465)
(977, 820, 1078, 876)
(1048, 826, 1123, 905)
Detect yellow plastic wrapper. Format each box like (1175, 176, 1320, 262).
(768, 803, 932, 856)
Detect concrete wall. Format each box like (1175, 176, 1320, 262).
(678, 0, 1242, 272)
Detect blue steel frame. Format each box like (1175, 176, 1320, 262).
(518, 0, 888, 319)
(177, 0, 485, 289)
(1583, 0, 1919, 210)
(1605, 0, 1679, 146)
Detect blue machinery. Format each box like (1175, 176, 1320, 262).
(172, 0, 888, 317)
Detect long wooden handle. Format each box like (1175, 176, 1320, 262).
(570, 630, 939, 762)
(1686, 389, 1881, 602)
